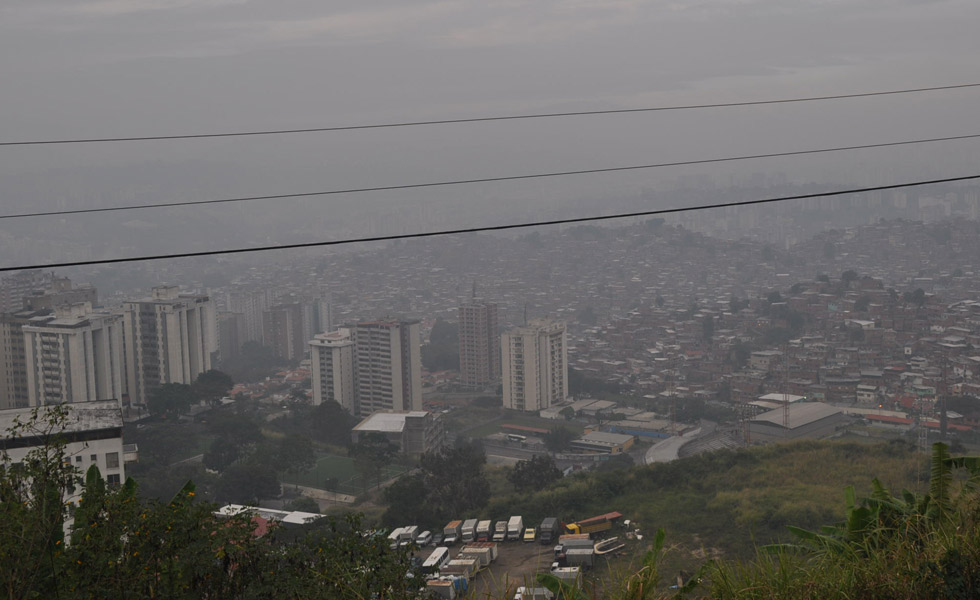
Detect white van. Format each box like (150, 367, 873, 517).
(416, 530, 433, 547)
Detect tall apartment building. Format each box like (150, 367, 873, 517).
(501, 319, 568, 412)
(122, 286, 216, 407)
(217, 312, 247, 365)
(22, 277, 98, 312)
(0, 270, 55, 312)
(353, 320, 422, 417)
(0, 308, 52, 409)
(458, 301, 500, 388)
(309, 329, 356, 414)
(263, 303, 305, 361)
(225, 288, 267, 344)
(22, 303, 125, 406)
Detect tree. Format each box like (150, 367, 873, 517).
(277, 435, 316, 476)
(309, 400, 357, 446)
(418, 442, 490, 520)
(841, 270, 859, 288)
(146, 383, 196, 420)
(192, 369, 233, 408)
(597, 453, 635, 472)
(543, 426, 576, 452)
(285, 496, 320, 514)
(350, 433, 399, 491)
(766, 291, 783, 304)
(854, 295, 871, 312)
(508, 455, 562, 492)
(731, 341, 752, 370)
(817, 274, 831, 283)
(216, 462, 280, 503)
(203, 435, 240, 471)
(655, 295, 665, 308)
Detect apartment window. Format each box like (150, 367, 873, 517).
(75, 456, 82, 463)
(105, 452, 119, 469)
(90, 454, 97, 462)
(106, 474, 121, 486)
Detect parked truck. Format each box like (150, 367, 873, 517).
(564, 512, 623, 537)
(539, 517, 560, 545)
(492, 520, 508, 542)
(461, 519, 478, 543)
(399, 525, 419, 548)
(443, 520, 462, 546)
(563, 549, 595, 569)
(387, 527, 405, 550)
(507, 516, 524, 541)
(476, 520, 493, 542)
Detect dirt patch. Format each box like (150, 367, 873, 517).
(468, 541, 557, 599)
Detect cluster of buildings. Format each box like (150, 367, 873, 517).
(0, 275, 216, 411)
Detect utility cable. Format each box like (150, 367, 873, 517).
(3, 132, 979, 221)
(2, 83, 978, 147)
(1, 174, 975, 273)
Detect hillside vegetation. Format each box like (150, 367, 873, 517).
(486, 439, 926, 560)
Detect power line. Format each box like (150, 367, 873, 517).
(2, 174, 975, 273)
(2, 83, 979, 147)
(4, 132, 980, 221)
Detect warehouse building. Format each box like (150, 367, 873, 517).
(569, 431, 635, 454)
(748, 402, 848, 443)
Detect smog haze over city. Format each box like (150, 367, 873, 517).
(3, 2, 980, 599)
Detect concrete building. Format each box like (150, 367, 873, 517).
(0, 270, 55, 313)
(22, 277, 98, 312)
(569, 431, 635, 454)
(458, 301, 500, 388)
(217, 312, 247, 366)
(350, 410, 445, 458)
(0, 400, 129, 501)
(263, 303, 305, 361)
(353, 320, 422, 417)
(748, 402, 848, 444)
(0, 309, 51, 409)
(502, 319, 568, 412)
(22, 303, 125, 407)
(310, 329, 356, 413)
(122, 286, 216, 407)
(225, 288, 268, 344)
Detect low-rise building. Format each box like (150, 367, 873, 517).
(748, 402, 848, 444)
(350, 410, 446, 458)
(569, 431, 635, 454)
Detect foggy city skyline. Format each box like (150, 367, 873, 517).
(3, 2, 980, 598)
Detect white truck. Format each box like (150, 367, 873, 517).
(476, 520, 493, 542)
(492, 520, 508, 543)
(506, 516, 524, 541)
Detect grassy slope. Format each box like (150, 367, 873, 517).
(486, 440, 926, 563)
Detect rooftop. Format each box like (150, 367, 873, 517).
(751, 402, 843, 430)
(353, 411, 430, 433)
(0, 400, 122, 439)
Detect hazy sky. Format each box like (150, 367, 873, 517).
(2, 0, 980, 264)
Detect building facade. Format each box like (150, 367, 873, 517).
(352, 320, 422, 417)
(502, 319, 568, 412)
(350, 410, 446, 458)
(0, 309, 51, 409)
(22, 304, 125, 407)
(310, 329, 356, 413)
(458, 301, 500, 388)
(217, 312, 247, 366)
(122, 286, 216, 407)
(263, 303, 305, 362)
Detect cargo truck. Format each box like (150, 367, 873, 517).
(462, 541, 499, 561)
(461, 519, 478, 543)
(492, 520, 508, 543)
(388, 527, 405, 550)
(539, 517, 560, 545)
(563, 549, 595, 569)
(476, 520, 493, 542)
(564, 512, 623, 537)
(443, 520, 462, 546)
(507, 516, 524, 541)
(399, 525, 419, 548)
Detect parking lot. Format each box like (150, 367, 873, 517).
(418, 539, 558, 598)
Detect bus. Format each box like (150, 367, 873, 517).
(422, 546, 451, 572)
(506, 434, 527, 443)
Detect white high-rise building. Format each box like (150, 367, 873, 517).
(353, 320, 422, 417)
(22, 303, 125, 406)
(501, 319, 568, 412)
(458, 301, 500, 388)
(225, 288, 267, 344)
(309, 329, 356, 414)
(121, 286, 216, 407)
